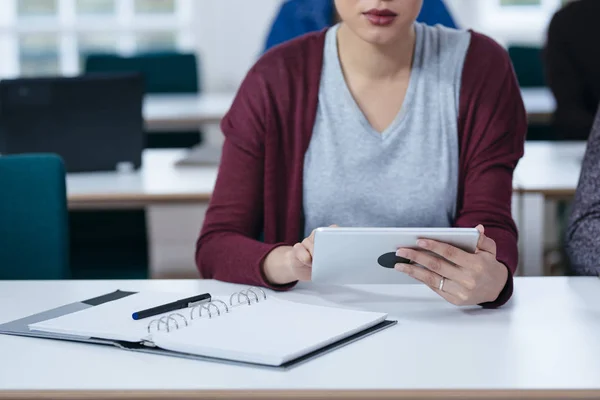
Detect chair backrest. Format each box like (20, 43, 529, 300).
(508, 45, 546, 88)
(84, 52, 199, 94)
(0, 154, 69, 279)
(0, 73, 145, 173)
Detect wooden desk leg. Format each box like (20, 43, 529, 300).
(146, 203, 209, 279)
(519, 193, 546, 276)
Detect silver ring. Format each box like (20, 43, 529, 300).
(439, 277, 445, 291)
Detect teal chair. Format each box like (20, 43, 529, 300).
(508, 45, 546, 88)
(84, 51, 202, 148)
(84, 52, 200, 94)
(0, 154, 69, 280)
(76, 52, 202, 279)
(508, 45, 555, 141)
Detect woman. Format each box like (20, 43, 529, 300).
(565, 107, 600, 276)
(197, 0, 527, 308)
(264, 0, 457, 52)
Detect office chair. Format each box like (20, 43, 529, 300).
(0, 154, 69, 280)
(84, 51, 201, 148)
(79, 52, 201, 279)
(0, 73, 145, 172)
(508, 45, 546, 88)
(508, 45, 555, 141)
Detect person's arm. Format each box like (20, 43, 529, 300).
(544, 9, 595, 140)
(455, 32, 527, 308)
(565, 108, 600, 276)
(195, 67, 295, 289)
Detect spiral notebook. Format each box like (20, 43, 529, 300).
(20, 287, 396, 369)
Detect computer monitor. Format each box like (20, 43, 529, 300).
(0, 73, 144, 172)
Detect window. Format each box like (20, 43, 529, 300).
(500, 0, 542, 6)
(467, 0, 567, 46)
(0, 0, 194, 78)
(499, 0, 570, 6)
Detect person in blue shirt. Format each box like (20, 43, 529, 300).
(264, 0, 457, 52)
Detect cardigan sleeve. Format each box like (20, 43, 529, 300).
(565, 107, 600, 276)
(455, 32, 527, 308)
(195, 67, 294, 290)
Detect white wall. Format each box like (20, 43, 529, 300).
(192, 0, 284, 93)
(190, 0, 563, 94)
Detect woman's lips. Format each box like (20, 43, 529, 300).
(363, 9, 397, 26)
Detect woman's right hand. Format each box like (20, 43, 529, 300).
(263, 226, 336, 285)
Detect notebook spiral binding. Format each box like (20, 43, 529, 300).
(146, 287, 268, 334)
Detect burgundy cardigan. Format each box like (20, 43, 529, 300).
(196, 29, 527, 308)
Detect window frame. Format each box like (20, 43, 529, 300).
(0, 0, 194, 78)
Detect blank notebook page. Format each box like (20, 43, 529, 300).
(152, 296, 388, 366)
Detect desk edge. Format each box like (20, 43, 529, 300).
(2, 389, 600, 400)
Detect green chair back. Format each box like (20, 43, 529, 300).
(0, 154, 69, 279)
(508, 45, 546, 88)
(84, 52, 199, 94)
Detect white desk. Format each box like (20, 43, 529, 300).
(513, 141, 585, 276)
(141, 89, 551, 133)
(1, 277, 600, 399)
(521, 87, 555, 124)
(143, 93, 235, 132)
(67, 149, 217, 209)
(67, 149, 218, 279)
(65, 141, 586, 279)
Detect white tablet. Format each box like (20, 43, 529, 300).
(311, 227, 480, 284)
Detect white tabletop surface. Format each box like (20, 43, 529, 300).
(520, 87, 556, 121)
(513, 141, 586, 195)
(66, 149, 217, 207)
(143, 92, 235, 131)
(65, 140, 586, 208)
(1, 277, 599, 398)
(140, 89, 550, 132)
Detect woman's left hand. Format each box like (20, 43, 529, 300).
(395, 225, 508, 306)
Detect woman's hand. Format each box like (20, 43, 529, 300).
(263, 226, 336, 285)
(395, 225, 508, 306)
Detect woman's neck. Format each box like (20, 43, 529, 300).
(336, 23, 416, 81)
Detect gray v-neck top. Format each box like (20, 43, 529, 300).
(302, 22, 472, 236)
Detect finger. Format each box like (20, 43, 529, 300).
(396, 248, 466, 283)
(395, 263, 464, 304)
(302, 229, 317, 257)
(303, 236, 315, 257)
(474, 225, 497, 255)
(293, 243, 312, 266)
(413, 238, 472, 268)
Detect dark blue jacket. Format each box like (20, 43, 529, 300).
(264, 0, 457, 52)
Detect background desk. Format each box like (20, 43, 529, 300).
(143, 93, 234, 132)
(67, 150, 218, 278)
(1, 277, 600, 399)
(142, 89, 553, 133)
(65, 140, 586, 279)
(520, 87, 555, 124)
(513, 141, 585, 276)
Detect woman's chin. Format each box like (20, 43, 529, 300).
(358, 30, 404, 47)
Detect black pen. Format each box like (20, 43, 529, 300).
(131, 293, 212, 320)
